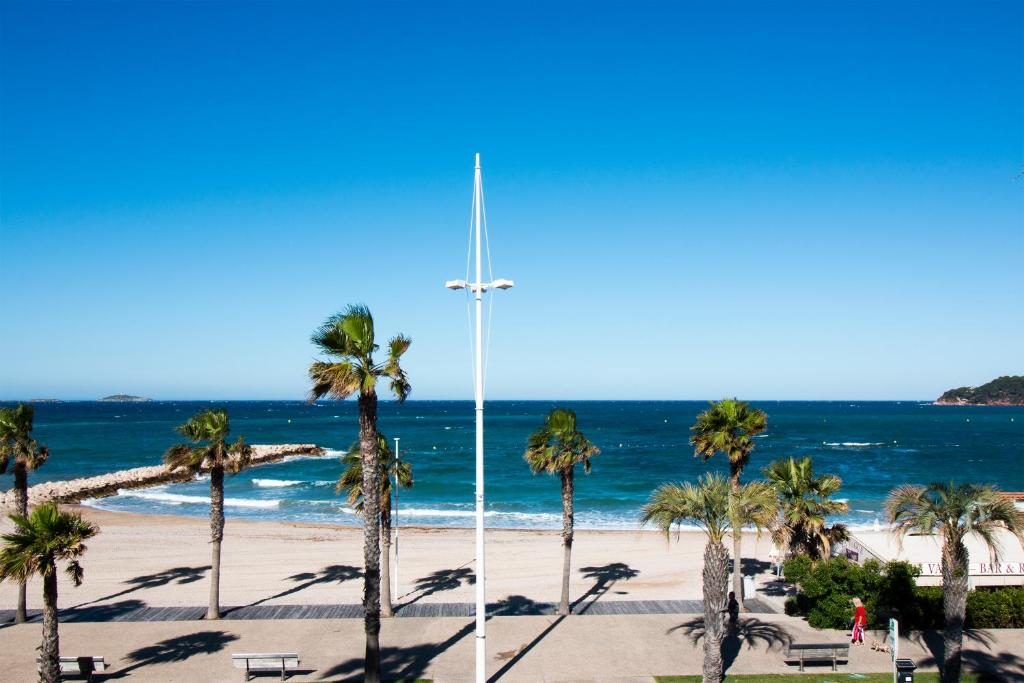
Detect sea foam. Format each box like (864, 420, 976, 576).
(114, 488, 281, 509)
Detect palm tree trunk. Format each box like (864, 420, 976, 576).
(729, 468, 745, 611)
(941, 541, 968, 683)
(380, 500, 393, 618)
(40, 569, 60, 683)
(359, 389, 382, 683)
(703, 538, 730, 683)
(14, 462, 28, 624)
(207, 466, 225, 620)
(559, 468, 574, 616)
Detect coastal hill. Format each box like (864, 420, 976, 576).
(935, 375, 1024, 406)
(100, 394, 152, 402)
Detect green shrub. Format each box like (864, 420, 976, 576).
(787, 558, 1023, 630)
(783, 555, 813, 586)
(967, 587, 1024, 628)
(784, 556, 926, 629)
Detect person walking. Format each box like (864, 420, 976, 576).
(851, 597, 867, 645)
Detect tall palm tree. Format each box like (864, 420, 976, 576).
(887, 482, 1024, 683)
(164, 409, 251, 620)
(337, 433, 413, 617)
(0, 403, 50, 623)
(0, 503, 98, 683)
(763, 456, 849, 560)
(642, 474, 783, 683)
(523, 408, 600, 615)
(308, 304, 411, 683)
(690, 398, 767, 608)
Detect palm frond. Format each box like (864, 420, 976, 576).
(307, 360, 362, 402)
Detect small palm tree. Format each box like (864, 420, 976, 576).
(524, 408, 600, 615)
(308, 304, 411, 683)
(764, 456, 849, 560)
(0, 403, 50, 623)
(887, 482, 1024, 683)
(691, 399, 767, 608)
(642, 474, 784, 683)
(0, 503, 98, 683)
(164, 409, 251, 620)
(337, 433, 413, 617)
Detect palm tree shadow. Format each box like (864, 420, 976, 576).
(322, 620, 475, 680)
(69, 566, 210, 609)
(572, 562, 639, 614)
(226, 564, 361, 613)
(60, 599, 149, 623)
(105, 630, 240, 677)
(909, 629, 999, 678)
(398, 565, 475, 608)
(668, 616, 793, 673)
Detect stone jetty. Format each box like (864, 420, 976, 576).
(1, 443, 324, 510)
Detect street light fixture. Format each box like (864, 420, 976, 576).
(445, 153, 513, 683)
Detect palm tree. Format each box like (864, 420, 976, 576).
(308, 304, 411, 683)
(0, 403, 50, 623)
(0, 503, 98, 683)
(642, 474, 783, 683)
(164, 409, 251, 620)
(690, 398, 767, 608)
(887, 482, 1024, 683)
(763, 456, 849, 560)
(337, 433, 413, 617)
(523, 408, 600, 615)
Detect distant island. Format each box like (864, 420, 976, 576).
(99, 394, 152, 402)
(935, 376, 1024, 406)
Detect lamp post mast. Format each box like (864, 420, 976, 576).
(393, 436, 400, 599)
(445, 153, 514, 683)
(471, 152, 487, 683)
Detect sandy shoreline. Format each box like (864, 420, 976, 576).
(0, 505, 777, 611)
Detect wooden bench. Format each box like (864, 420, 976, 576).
(232, 653, 300, 681)
(36, 656, 106, 681)
(784, 642, 850, 671)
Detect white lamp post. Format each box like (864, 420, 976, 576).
(393, 436, 400, 599)
(445, 153, 513, 683)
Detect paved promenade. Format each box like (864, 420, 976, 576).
(1, 613, 1021, 681)
(0, 598, 773, 623)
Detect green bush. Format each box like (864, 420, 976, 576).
(783, 556, 927, 629)
(783, 555, 812, 586)
(967, 587, 1024, 628)
(784, 557, 1024, 629)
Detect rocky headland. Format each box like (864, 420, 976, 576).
(1, 443, 324, 511)
(935, 375, 1024, 406)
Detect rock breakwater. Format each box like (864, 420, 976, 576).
(1, 443, 324, 511)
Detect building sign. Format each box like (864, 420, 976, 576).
(914, 561, 1024, 576)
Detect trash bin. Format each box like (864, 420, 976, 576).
(742, 575, 755, 600)
(895, 658, 917, 682)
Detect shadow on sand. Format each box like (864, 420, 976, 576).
(399, 564, 476, 607)
(572, 562, 640, 614)
(226, 564, 362, 614)
(70, 566, 209, 609)
(668, 616, 793, 674)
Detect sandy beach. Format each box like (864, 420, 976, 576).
(0, 507, 778, 611)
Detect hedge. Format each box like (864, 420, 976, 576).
(782, 556, 1024, 629)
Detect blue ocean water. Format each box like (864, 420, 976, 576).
(4, 401, 1022, 530)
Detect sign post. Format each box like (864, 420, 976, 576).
(888, 618, 899, 683)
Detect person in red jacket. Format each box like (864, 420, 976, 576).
(851, 597, 868, 645)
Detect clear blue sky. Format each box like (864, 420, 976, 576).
(1, 1, 1021, 400)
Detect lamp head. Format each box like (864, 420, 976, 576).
(445, 279, 468, 290)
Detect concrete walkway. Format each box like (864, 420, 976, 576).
(1, 614, 1021, 681)
(0, 598, 774, 623)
